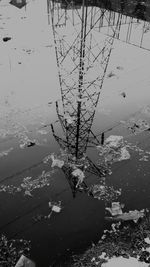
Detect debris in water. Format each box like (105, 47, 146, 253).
(116, 66, 124, 70)
(19, 139, 37, 149)
(88, 184, 121, 203)
(106, 207, 145, 223)
(72, 168, 85, 187)
(97, 135, 130, 168)
(107, 71, 116, 78)
(106, 202, 124, 216)
(124, 119, 150, 134)
(49, 201, 62, 213)
(33, 201, 62, 222)
(0, 170, 55, 196)
(26, 141, 36, 147)
(50, 154, 64, 168)
(3, 37, 11, 42)
(120, 92, 126, 98)
(43, 154, 52, 164)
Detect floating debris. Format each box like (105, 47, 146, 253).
(107, 71, 116, 78)
(43, 154, 52, 164)
(49, 201, 62, 213)
(88, 184, 121, 203)
(116, 66, 124, 70)
(72, 168, 85, 187)
(3, 37, 11, 42)
(0, 147, 13, 158)
(123, 119, 150, 134)
(20, 171, 53, 196)
(120, 92, 126, 98)
(106, 202, 124, 216)
(0, 170, 55, 196)
(33, 201, 62, 222)
(105, 203, 145, 223)
(19, 138, 37, 149)
(50, 154, 64, 168)
(97, 135, 130, 168)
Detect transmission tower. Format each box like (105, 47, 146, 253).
(46, 0, 124, 197)
(48, 0, 150, 196)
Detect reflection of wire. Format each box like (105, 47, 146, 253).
(95, 106, 145, 137)
(0, 160, 45, 184)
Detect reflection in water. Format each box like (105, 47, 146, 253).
(48, 0, 122, 197)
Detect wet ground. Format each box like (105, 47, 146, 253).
(0, 1, 150, 267)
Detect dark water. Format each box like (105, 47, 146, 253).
(0, 101, 150, 267)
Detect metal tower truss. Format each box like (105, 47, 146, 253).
(49, 0, 122, 159)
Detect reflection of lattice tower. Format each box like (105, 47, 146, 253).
(48, 0, 123, 159)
